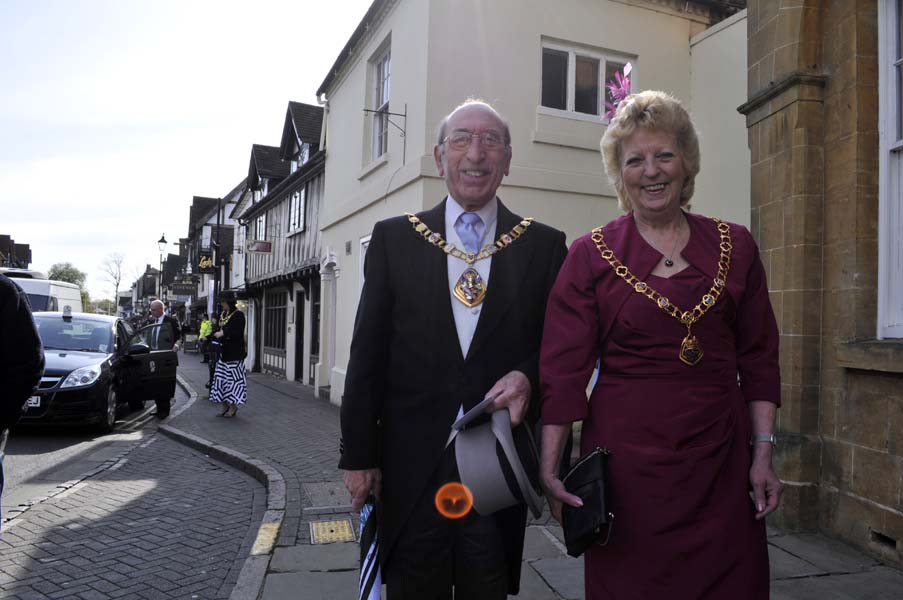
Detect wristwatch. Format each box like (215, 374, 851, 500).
(750, 433, 777, 446)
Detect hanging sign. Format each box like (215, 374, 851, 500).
(170, 282, 196, 296)
(198, 252, 215, 273)
(247, 240, 273, 253)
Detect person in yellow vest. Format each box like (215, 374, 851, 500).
(198, 313, 212, 363)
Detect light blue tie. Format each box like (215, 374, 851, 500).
(455, 212, 484, 253)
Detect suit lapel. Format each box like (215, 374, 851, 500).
(415, 199, 461, 365)
(465, 201, 534, 361)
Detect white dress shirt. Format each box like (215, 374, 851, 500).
(445, 196, 498, 443)
(445, 196, 498, 358)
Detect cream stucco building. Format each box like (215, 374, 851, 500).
(314, 0, 750, 404)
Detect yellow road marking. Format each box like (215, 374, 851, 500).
(251, 522, 281, 555)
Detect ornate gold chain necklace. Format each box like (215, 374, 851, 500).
(590, 218, 732, 365)
(406, 213, 533, 307)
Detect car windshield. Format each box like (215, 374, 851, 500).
(34, 316, 114, 353)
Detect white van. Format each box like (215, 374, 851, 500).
(12, 278, 84, 312)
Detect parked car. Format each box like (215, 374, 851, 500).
(20, 311, 178, 432)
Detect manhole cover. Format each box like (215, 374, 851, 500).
(310, 518, 355, 544)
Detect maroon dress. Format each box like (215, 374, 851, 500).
(540, 213, 779, 600)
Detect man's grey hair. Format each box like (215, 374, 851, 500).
(435, 99, 512, 149)
(149, 299, 164, 310)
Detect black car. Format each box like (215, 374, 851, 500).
(21, 311, 178, 432)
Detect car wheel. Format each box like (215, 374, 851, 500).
(128, 397, 145, 411)
(97, 386, 117, 433)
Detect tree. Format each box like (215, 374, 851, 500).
(48, 262, 87, 287)
(99, 253, 126, 301)
(48, 262, 89, 309)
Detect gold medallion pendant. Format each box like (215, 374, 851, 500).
(405, 213, 534, 308)
(679, 333, 704, 366)
(454, 267, 487, 307)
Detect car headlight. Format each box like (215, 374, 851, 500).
(60, 364, 104, 389)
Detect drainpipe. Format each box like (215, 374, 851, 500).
(316, 93, 329, 151)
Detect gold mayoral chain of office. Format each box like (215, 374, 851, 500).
(405, 213, 534, 308)
(590, 217, 733, 366)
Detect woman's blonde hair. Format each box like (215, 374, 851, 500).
(600, 90, 700, 212)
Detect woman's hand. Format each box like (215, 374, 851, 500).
(540, 423, 582, 523)
(749, 449, 782, 520)
(541, 474, 583, 524)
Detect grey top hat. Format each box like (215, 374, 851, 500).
(452, 402, 544, 519)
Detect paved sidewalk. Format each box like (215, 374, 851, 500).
(0, 432, 265, 600)
(167, 355, 903, 600)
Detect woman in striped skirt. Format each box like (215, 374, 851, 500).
(210, 296, 247, 418)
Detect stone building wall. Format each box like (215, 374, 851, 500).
(742, 0, 903, 565)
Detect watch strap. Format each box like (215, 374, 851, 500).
(750, 433, 776, 445)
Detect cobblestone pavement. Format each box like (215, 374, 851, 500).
(0, 432, 265, 600)
(171, 359, 342, 548)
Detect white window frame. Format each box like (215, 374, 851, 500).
(253, 177, 269, 202)
(878, 0, 903, 338)
(255, 214, 267, 241)
(372, 47, 391, 160)
(539, 40, 632, 123)
(288, 187, 306, 234)
(290, 143, 309, 174)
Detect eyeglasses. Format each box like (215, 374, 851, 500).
(442, 130, 507, 151)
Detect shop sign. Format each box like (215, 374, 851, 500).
(248, 240, 272, 253)
(198, 252, 215, 273)
(170, 282, 196, 296)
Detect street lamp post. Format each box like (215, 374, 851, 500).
(157, 234, 167, 300)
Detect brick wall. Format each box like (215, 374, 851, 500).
(743, 0, 903, 565)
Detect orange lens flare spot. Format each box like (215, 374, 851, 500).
(434, 482, 473, 520)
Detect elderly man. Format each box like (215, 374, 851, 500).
(146, 299, 180, 418)
(340, 100, 567, 599)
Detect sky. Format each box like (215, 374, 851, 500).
(0, 0, 373, 298)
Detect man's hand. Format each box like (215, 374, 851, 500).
(214, 331, 224, 339)
(483, 370, 531, 426)
(344, 468, 382, 511)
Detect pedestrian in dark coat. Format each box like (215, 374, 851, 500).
(0, 274, 45, 511)
(209, 297, 246, 418)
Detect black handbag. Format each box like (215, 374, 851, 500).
(561, 446, 614, 558)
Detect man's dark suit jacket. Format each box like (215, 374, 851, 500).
(339, 199, 567, 594)
(149, 315, 181, 350)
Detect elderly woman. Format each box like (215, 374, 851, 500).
(209, 296, 247, 418)
(539, 91, 782, 599)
